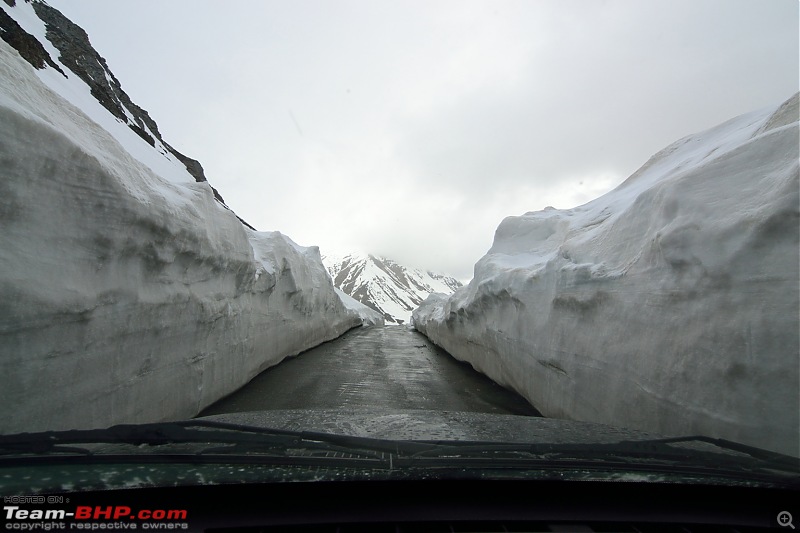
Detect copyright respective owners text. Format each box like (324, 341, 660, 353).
(3, 496, 190, 530)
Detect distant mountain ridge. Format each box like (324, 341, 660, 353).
(323, 253, 462, 325)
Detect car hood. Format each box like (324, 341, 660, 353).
(1, 409, 797, 493)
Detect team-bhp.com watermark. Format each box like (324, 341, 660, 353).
(3, 499, 189, 530)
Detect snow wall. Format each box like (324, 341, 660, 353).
(414, 94, 800, 456)
(0, 39, 363, 433)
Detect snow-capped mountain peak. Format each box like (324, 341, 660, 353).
(323, 253, 462, 325)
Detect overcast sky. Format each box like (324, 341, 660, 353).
(48, 0, 798, 280)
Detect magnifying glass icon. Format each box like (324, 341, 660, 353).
(778, 511, 795, 529)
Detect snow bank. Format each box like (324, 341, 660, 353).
(334, 288, 386, 327)
(0, 38, 361, 434)
(414, 94, 799, 456)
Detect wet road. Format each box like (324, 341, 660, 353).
(200, 326, 540, 417)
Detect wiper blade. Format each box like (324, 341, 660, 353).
(603, 435, 799, 464)
(405, 435, 800, 481)
(2, 424, 796, 486)
(0, 420, 438, 460)
(411, 434, 795, 461)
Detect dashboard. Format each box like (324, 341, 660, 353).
(13, 479, 795, 532)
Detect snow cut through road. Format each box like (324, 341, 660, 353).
(200, 326, 541, 416)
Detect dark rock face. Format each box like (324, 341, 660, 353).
(28, 1, 209, 185)
(0, 0, 209, 186)
(0, 4, 64, 74)
(0, 0, 258, 227)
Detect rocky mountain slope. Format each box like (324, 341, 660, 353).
(414, 94, 799, 456)
(324, 253, 462, 325)
(0, 0, 371, 433)
(1, 0, 216, 190)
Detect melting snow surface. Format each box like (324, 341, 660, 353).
(0, 4, 363, 433)
(414, 94, 800, 457)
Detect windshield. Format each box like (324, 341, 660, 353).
(0, 0, 798, 530)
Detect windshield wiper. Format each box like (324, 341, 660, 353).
(1, 423, 796, 485)
(0, 420, 438, 462)
(410, 434, 795, 462)
(402, 435, 800, 484)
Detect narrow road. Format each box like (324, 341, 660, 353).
(200, 326, 540, 417)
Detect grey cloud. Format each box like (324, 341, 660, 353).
(48, 0, 799, 280)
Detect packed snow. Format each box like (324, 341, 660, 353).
(414, 94, 800, 456)
(334, 288, 386, 327)
(0, 23, 363, 433)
